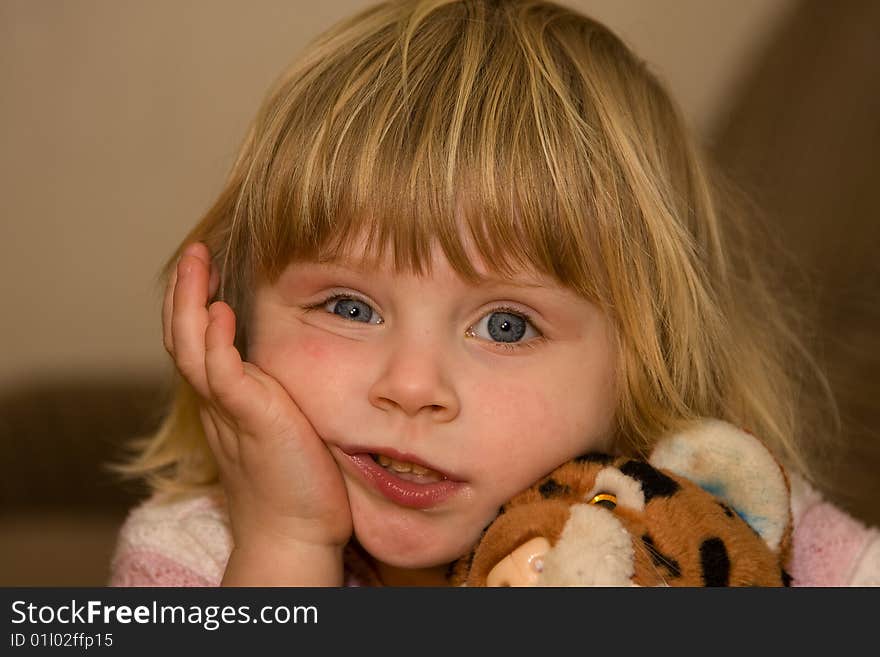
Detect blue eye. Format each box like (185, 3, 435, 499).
(316, 294, 384, 325)
(468, 308, 541, 348)
(307, 295, 542, 351)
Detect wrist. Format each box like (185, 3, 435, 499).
(223, 538, 345, 587)
(226, 503, 352, 551)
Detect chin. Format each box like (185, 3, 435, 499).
(351, 520, 459, 569)
(349, 503, 488, 570)
(356, 534, 478, 571)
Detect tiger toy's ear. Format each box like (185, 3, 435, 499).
(648, 419, 792, 553)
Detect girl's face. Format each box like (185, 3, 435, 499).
(247, 233, 617, 572)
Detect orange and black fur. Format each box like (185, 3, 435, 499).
(450, 450, 792, 587)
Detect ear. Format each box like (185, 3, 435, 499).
(648, 419, 791, 553)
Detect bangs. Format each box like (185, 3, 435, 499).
(238, 0, 608, 302)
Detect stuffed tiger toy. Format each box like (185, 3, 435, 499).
(450, 420, 793, 587)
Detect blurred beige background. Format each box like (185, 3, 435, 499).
(8, 0, 879, 586)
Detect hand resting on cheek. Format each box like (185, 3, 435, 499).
(163, 241, 352, 585)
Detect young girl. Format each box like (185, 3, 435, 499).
(111, 0, 879, 586)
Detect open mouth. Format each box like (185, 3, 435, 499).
(336, 447, 464, 509)
(369, 453, 447, 483)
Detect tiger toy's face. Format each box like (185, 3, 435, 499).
(449, 421, 793, 587)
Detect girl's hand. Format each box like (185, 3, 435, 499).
(162, 242, 353, 562)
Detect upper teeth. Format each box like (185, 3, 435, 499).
(376, 454, 432, 476)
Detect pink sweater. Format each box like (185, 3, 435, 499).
(109, 474, 880, 587)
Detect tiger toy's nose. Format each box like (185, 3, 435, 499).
(485, 537, 551, 587)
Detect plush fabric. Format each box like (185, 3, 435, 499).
(788, 474, 880, 586)
(109, 475, 879, 587)
(111, 549, 214, 587)
(109, 493, 232, 586)
(452, 427, 793, 586)
(109, 493, 372, 586)
(452, 422, 801, 587)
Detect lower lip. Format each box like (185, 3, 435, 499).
(340, 452, 465, 510)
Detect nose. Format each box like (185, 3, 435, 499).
(486, 537, 551, 587)
(368, 330, 460, 422)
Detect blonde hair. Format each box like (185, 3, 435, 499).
(116, 0, 838, 498)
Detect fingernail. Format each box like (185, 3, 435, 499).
(183, 243, 202, 258)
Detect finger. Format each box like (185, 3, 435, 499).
(171, 243, 213, 398)
(204, 301, 263, 421)
(164, 246, 218, 357)
(206, 302, 317, 444)
(199, 403, 238, 466)
(162, 264, 179, 357)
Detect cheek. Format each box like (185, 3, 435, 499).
(552, 350, 617, 448)
(474, 378, 554, 427)
(257, 331, 369, 376)
(470, 364, 614, 463)
(300, 336, 328, 361)
(468, 378, 559, 463)
(252, 332, 371, 429)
